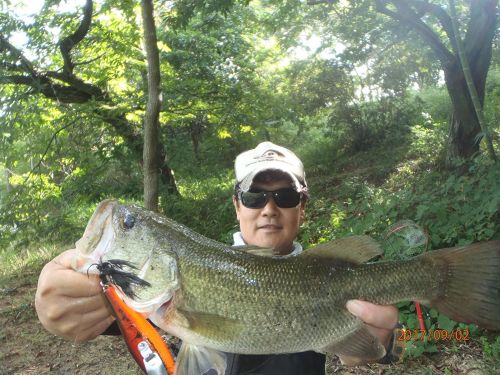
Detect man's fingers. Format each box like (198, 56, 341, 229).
(346, 300, 399, 330)
(47, 250, 102, 296)
(58, 270, 102, 296)
(63, 293, 111, 315)
(54, 249, 95, 276)
(74, 311, 116, 342)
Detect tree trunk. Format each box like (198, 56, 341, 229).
(448, 0, 496, 162)
(190, 115, 204, 161)
(159, 144, 179, 195)
(444, 0, 497, 164)
(373, 0, 497, 165)
(4, 168, 12, 193)
(443, 21, 494, 165)
(141, 0, 162, 211)
(443, 61, 483, 163)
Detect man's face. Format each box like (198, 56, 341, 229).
(233, 178, 305, 255)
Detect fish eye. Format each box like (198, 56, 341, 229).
(123, 213, 136, 230)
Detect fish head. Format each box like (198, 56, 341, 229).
(73, 199, 178, 313)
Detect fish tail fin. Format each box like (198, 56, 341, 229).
(423, 241, 500, 330)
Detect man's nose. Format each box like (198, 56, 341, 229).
(261, 196, 279, 216)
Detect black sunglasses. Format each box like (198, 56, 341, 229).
(238, 188, 302, 209)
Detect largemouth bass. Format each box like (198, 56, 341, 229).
(73, 200, 500, 374)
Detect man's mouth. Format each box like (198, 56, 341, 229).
(258, 224, 283, 230)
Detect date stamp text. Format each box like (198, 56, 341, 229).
(397, 328, 470, 342)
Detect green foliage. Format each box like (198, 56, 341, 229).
(414, 87, 452, 122)
(307, 155, 500, 249)
(327, 95, 425, 155)
(480, 335, 500, 363)
(395, 302, 486, 359)
(159, 169, 237, 243)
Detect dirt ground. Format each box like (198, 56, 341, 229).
(1, 277, 499, 375)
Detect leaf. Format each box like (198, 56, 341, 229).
(437, 314, 456, 332)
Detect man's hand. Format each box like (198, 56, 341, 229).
(339, 299, 399, 365)
(35, 249, 115, 342)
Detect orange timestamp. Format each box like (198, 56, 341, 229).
(397, 328, 470, 342)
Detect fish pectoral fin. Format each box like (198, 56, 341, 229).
(178, 308, 245, 340)
(176, 343, 227, 375)
(301, 235, 382, 263)
(319, 324, 386, 365)
(233, 245, 278, 257)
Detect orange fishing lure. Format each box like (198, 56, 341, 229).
(102, 283, 176, 375)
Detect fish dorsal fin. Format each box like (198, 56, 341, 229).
(320, 323, 386, 365)
(176, 343, 227, 375)
(301, 235, 382, 264)
(233, 245, 278, 257)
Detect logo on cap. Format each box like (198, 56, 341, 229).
(257, 150, 282, 161)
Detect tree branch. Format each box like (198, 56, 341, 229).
(0, 74, 96, 103)
(463, 0, 497, 64)
(22, 120, 78, 184)
(374, 0, 455, 66)
(0, 1, 148, 167)
(1, 6, 106, 104)
(44, 70, 108, 100)
(306, 0, 338, 5)
(0, 36, 37, 77)
(406, 0, 456, 50)
(73, 53, 107, 68)
(59, 0, 93, 76)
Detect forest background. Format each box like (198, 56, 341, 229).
(0, 0, 499, 373)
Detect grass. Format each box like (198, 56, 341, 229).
(0, 243, 67, 286)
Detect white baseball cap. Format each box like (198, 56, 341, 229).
(235, 142, 308, 194)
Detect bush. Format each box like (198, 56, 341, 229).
(160, 169, 237, 243)
(327, 95, 425, 154)
(315, 157, 500, 247)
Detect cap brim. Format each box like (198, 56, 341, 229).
(238, 163, 302, 192)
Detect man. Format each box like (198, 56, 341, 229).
(35, 141, 399, 373)
(226, 142, 398, 373)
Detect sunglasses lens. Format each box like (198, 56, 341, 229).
(240, 191, 268, 208)
(239, 188, 301, 209)
(273, 188, 301, 208)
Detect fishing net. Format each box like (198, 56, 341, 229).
(382, 220, 429, 260)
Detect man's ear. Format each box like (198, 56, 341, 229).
(299, 200, 306, 223)
(232, 195, 240, 221)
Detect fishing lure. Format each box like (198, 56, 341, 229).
(97, 260, 176, 375)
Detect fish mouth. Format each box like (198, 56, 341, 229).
(73, 200, 177, 314)
(73, 200, 117, 272)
